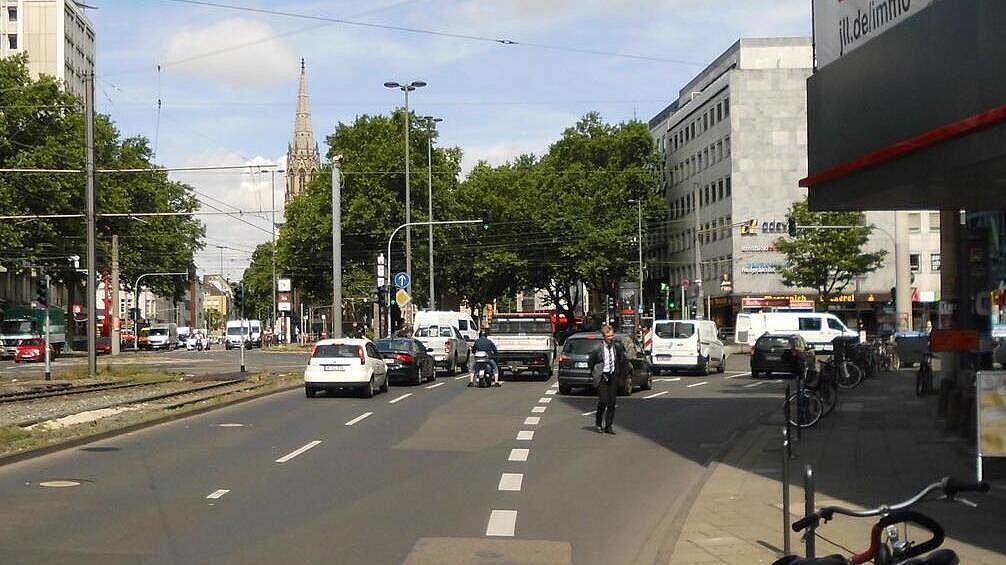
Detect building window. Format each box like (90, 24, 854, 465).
(908, 213, 921, 232)
(716, 103, 722, 122)
(724, 98, 730, 116)
(931, 253, 941, 272)
(910, 253, 921, 272)
(7, 34, 16, 50)
(725, 176, 732, 197)
(929, 212, 941, 232)
(703, 113, 709, 130)
(7, 7, 17, 22)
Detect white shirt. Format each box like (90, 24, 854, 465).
(603, 342, 615, 373)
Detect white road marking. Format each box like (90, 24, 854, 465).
(524, 416, 541, 425)
(426, 382, 445, 389)
(486, 510, 518, 537)
(218, 423, 244, 427)
(275, 440, 323, 463)
(388, 393, 412, 404)
(538, 397, 552, 404)
(498, 473, 524, 492)
(726, 372, 751, 379)
(654, 377, 682, 382)
(455, 375, 468, 380)
(516, 430, 534, 440)
(545, 389, 557, 395)
(687, 381, 708, 388)
(549, 383, 558, 388)
(744, 381, 765, 388)
(774, 379, 783, 383)
(344, 412, 374, 426)
(531, 406, 546, 413)
(508, 448, 529, 462)
(643, 391, 669, 399)
(582, 410, 596, 416)
(206, 489, 230, 499)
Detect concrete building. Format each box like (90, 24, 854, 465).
(646, 37, 940, 331)
(286, 59, 320, 202)
(0, 0, 95, 99)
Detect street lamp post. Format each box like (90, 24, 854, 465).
(629, 198, 644, 315)
(384, 80, 427, 300)
(271, 168, 285, 343)
(422, 115, 443, 310)
(693, 183, 704, 319)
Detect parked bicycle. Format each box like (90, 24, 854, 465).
(809, 361, 839, 416)
(916, 350, 934, 396)
(785, 367, 825, 429)
(774, 476, 989, 565)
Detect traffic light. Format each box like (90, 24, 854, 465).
(606, 295, 614, 311)
(787, 217, 798, 237)
(35, 276, 49, 307)
(233, 286, 244, 315)
(480, 213, 493, 232)
(666, 298, 676, 311)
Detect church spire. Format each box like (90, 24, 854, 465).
(287, 58, 321, 201)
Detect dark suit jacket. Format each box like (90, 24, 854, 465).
(587, 340, 627, 388)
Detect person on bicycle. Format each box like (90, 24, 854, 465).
(472, 329, 501, 386)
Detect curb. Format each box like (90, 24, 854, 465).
(0, 379, 302, 468)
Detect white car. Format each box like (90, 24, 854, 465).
(304, 338, 389, 398)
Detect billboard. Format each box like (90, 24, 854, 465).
(814, 0, 934, 68)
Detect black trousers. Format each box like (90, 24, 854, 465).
(596, 373, 617, 429)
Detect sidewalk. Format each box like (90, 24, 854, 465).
(666, 370, 1006, 564)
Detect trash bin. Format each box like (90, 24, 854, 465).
(894, 331, 929, 367)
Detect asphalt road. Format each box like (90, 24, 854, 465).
(0, 355, 788, 564)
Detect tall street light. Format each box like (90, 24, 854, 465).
(422, 115, 443, 310)
(384, 80, 427, 301)
(629, 198, 644, 315)
(271, 168, 285, 341)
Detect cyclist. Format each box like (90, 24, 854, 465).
(471, 329, 501, 386)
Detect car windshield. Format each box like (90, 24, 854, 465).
(1, 321, 34, 334)
(414, 326, 452, 338)
(756, 336, 792, 350)
(313, 344, 361, 358)
(655, 322, 695, 339)
(227, 327, 249, 335)
(490, 319, 552, 334)
(19, 338, 43, 346)
(149, 328, 168, 336)
(375, 339, 413, 352)
(563, 338, 601, 355)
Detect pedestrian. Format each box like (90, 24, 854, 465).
(587, 324, 626, 434)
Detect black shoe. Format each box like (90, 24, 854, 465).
(604, 427, 615, 434)
(595, 425, 603, 433)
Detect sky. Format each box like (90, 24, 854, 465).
(87, 0, 811, 281)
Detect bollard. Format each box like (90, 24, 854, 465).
(782, 426, 791, 555)
(785, 384, 793, 458)
(804, 464, 815, 558)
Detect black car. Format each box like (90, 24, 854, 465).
(374, 338, 435, 385)
(557, 332, 653, 395)
(750, 334, 816, 378)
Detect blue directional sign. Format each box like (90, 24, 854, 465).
(393, 272, 411, 290)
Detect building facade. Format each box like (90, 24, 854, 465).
(647, 38, 940, 330)
(285, 59, 320, 202)
(0, 0, 95, 99)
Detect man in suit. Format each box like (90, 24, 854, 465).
(587, 325, 626, 434)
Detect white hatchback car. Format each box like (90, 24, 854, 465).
(304, 338, 389, 398)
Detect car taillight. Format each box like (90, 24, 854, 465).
(395, 353, 414, 363)
(558, 355, 570, 363)
(357, 346, 366, 365)
(310, 344, 319, 358)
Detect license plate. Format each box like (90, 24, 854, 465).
(575, 362, 587, 368)
(324, 365, 345, 371)
(765, 355, 780, 361)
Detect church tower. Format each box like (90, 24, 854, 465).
(286, 59, 321, 202)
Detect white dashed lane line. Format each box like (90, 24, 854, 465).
(538, 397, 552, 404)
(524, 416, 540, 425)
(726, 372, 751, 379)
(455, 375, 468, 380)
(643, 391, 669, 399)
(582, 410, 596, 416)
(388, 393, 412, 404)
(545, 389, 557, 395)
(486, 510, 518, 537)
(498, 473, 524, 492)
(344, 412, 373, 426)
(531, 406, 546, 414)
(508, 448, 529, 462)
(426, 382, 445, 389)
(687, 381, 708, 388)
(516, 430, 534, 441)
(654, 377, 681, 382)
(275, 440, 323, 463)
(744, 381, 765, 388)
(206, 489, 230, 499)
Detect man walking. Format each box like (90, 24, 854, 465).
(588, 325, 626, 434)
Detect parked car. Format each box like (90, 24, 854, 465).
(750, 334, 816, 378)
(374, 337, 435, 385)
(735, 312, 857, 353)
(413, 325, 471, 375)
(649, 319, 726, 375)
(96, 337, 112, 355)
(13, 338, 53, 363)
(304, 338, 389, 398)
(556, 331, 652, 395)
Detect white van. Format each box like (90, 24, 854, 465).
(147, 323, 179, 350)
(650, 319, 726, 375)
(249, 320, 262, 347)
(413, 311, 478, 343)
(735, 312, 857, 352)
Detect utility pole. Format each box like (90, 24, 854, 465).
(43, 274, 51, 381)
(424, 116, 442, 309)
(331, 155, 343, 338)
(111, 235, 120, 355)
(85, 71, 97, 377)
(692, 184, 704, 319)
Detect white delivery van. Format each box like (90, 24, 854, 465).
(249, 320, 262, 347)
(413, 311, 478, 343)
(147, 323, 179, 350)
(650, 319, 726, 375)
(225, 320, 250, 350)
(735, 312, 857, 352)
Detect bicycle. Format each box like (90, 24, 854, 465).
(774, 476, 990, 565)
(784, 367, 825, 429)
(810, 361, 840, 417)
(916, 350, 934, 396)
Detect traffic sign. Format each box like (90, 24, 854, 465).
(393, 272, 411, 289)
(395, 289, 411, 308)
(681, 278, 690, 290)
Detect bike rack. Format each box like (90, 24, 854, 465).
(804, 464, 816, 558)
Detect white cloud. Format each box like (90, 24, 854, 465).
(459, 138, 551, 176)
(160, 19, 300, 88)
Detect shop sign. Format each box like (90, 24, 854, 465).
(742, 261, 785, 274)
(813, 0, 935, 69)
(740, 244, 779, 253)
(930, 329, 978, 353)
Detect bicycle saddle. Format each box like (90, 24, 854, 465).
(771, 555, 846, 565)
(899, 549, 959, 565)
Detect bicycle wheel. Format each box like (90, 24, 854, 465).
(886, 350, 901, 371)
(835, 361, 864, 389)
(915, 364, 932, 396)
(785, 390, 824, 428)
(818, 381, 838, 416)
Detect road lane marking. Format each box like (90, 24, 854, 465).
(654, 377, 681, 382)
(389, 393, 412, 404)
(687, 381, 708, 388)
(524, 416, 541, 425)
(498, 473, 524, 492)
(744, 381, 765, 388)
(516, 430, 534, 440)
(582, 410, 596, 416)
(218, 423, 244, 427)
(531, 406, 546, 413)
(206, 489, 230, 499)
(545, 389, 557, 395)
(508, 448, 529, 462)
(275, 440, 323, 463)
(538, 397, 552, 404)
(549, 383, 558, 388)
(726, 372, 751, 379)
(486, 510, 517, 537)
(344, 412, 374, 426)
(643, 391, 669, 399)
(455, 375, 468, 380)
(426, 382, 445, 389)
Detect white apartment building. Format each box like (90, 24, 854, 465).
(646, 38, 941, 332)
(0, 0, 95, 99)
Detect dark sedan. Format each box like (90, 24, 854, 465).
(374, 338, 435, 385)
(557, 332, 653, 395)
(750, 334, 816, 378)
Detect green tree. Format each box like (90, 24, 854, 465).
(775, 199, 887, 306)
(240, 242, 275, 323)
